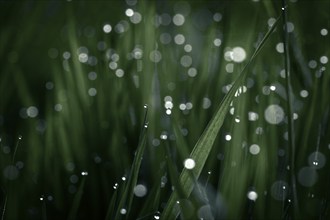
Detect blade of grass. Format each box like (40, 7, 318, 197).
(67, 177, 86, 220)
(113, 105, 148, 220)
(280, 0, 299, 217)
(104, 188, 118, 220)
(160, 14, 282, 219)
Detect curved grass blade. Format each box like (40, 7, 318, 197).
(280, 0, 299, 217)
(67, 177, 86, 220)
(160, 14, 282, 220)
(113, 105, 148, 220)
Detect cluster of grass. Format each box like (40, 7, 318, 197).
(0, 0, 329, 219)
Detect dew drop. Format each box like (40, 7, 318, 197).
(18, 135, 22, 140)
(183, 158, 195, 170)
(247, 191, 258, 201)
(120, 208, 127, 215)
(81, 171, 88, 176)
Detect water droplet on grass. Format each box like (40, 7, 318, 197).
(247, 191, 258, 201)
(308, 152, 326, 169)
(120, 208, 127, 215)
(184, 158, 195, 169)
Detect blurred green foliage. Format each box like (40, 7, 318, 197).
(0, 0, 329, 219)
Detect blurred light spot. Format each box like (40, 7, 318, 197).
(224, 50, 234, 61)
(308, 151, 326, 169)
(66, 162, 75, 172)
(78, 53, 88, 63)
(320, 56, 328, 64)
(235, 116, 240, 123)
(179, 103, 186, 110)
(247, 191, 258, 201)
(293, 113, 299, 120)
(225, 134, 232, 141)
(130, 12, 142, 24)
(109, 61, 118, 70)
(94, 156, 102, 163)
(97, 41, 107, 51)
(186, 102, 193, 110)
(2, 146, 10, 154)
(149, 50, 162, 62)
(120, 209, 127, 215)
(88, 88, 97, 96)
(271, 181, 288, 200)
(213, 12, 222, 22)
(249, 144, 260, 155)
(115, 69, 125, 77)
(54, 104, 62, 112)
(88, 72, 97, 80)
(202, 97, 211, 109)
(70, 175, 79, 184)
(300, 90, 308, 98)
(286, 22, 294, 32)
(174, 34, 185, 45)
(298, 167, 318, 187)
(125, 8, 134, 17)
(229, 107, 235, 115)
(164, 96, 172, 102)
(62, 51, 71, 59)
(152, 138, 160, 146)
(27, 106, 39, 118)
(248, 112, 259, 121)
(270, 85, 276, 91)
(276, 42, 284, 53)
(184, 44, 192, 52)
(160, 13, 171, 25)
(45, 81, 54, 90)
(3, 165, 19, 180)
(173, 14, 185, 26)
(308, 60, 317, 69)
(160, 131, 168, 140)
(320, 28, 328, 36)
(160, 32, 171, 44)
(264, 104, 284, 124)
(184, 158, 195, 169)
(132, 47, 143, 59)
(214, 38, 222, 47)
(88, 56, 98, 66)
(16, 161, 24, 169)
(187, 67, 197, 77)
(164, 101, 173, 109)
(166, 109, 171, 115)
(232, 47, 246, 62)
(134, 184, 148, 197)
(180, 55, 192, 67)
(268, 17, 276, 27)
(81, 171, 88, 176)
(225, 63, 234, 73)
(115, 20, 129, 33)
(280, 69, 286, 78)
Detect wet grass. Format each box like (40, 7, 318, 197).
(0, 0, 330, 219)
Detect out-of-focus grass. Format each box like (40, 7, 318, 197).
(0, 0, 329, 219)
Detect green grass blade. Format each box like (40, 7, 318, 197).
(104, 189, 118, 220)
(67, 177, 86, 220)
(160, 14, 282, 220)
(281, 0, 299, 217)
(114, 105, 148, 220)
